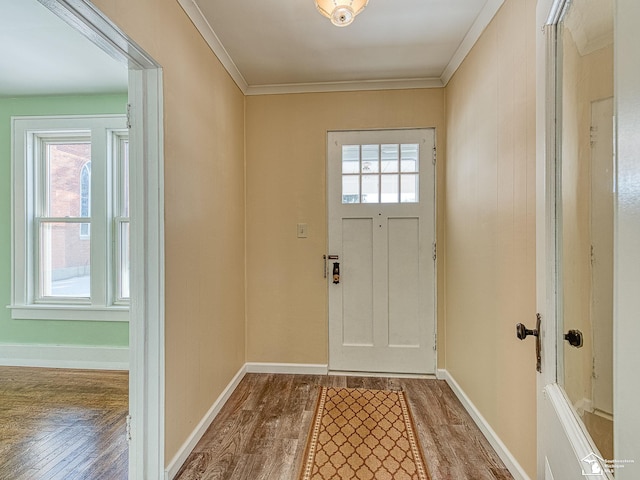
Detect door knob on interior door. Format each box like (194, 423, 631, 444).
(564, 329, 583, 348)
(516, 323, 539, 340)
(516, 314, 542, 373)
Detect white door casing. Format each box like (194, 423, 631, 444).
(327, 129, 436, 375)
(38, 2, 166, 479)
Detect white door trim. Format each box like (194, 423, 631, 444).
(38, 2, 166, 479)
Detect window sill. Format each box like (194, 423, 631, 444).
(8, 304, 129, 322)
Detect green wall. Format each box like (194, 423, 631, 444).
(0, 94, 129, 347)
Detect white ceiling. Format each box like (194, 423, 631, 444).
(0, 0, 503, 97)
(180, 0, 504, 94)
(0, 0, 127, 97)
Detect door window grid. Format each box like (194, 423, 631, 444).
(341, 143, 419, 204)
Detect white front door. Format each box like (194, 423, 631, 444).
(327, 129, 436, 375)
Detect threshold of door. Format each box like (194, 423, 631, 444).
(328, 370, 436, 379)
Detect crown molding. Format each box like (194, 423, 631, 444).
(440, 0, 505, 86)
(245, 77, 443, 96)
(179, 0, 503, 95)
(177, 0, 249, 93)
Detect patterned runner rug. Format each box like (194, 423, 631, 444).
(299, 386, 430, 480)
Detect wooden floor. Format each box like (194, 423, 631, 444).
(0, 366, 128, 480)
(176, 374, 513, 480)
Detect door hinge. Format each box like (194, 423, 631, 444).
(126, 103, 132, 129)
(125, 414, 132, 443)
(432, 146, 437, 165)
(432, 242, 437, 261)
(433, 332, 437, 350)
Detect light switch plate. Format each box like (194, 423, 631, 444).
(297, 223, 308, 238)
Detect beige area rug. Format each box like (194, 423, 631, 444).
(299, 386, 430, 480)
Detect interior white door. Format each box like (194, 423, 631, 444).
(590, 97, 614, 416)
(327, 129, 436, 374)
(536, 1, 615, 479)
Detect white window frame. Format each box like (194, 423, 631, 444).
(112, 131, 130, 304)
(79, 161, 91, 238)
(10, 114, 129, 321)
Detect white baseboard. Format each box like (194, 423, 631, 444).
(440, 369, 531, 480)
(245, 362, 328, 375)
(0, 343, 129, 370)
(165, 364, 247, 480)
(329, 370, 434, 379)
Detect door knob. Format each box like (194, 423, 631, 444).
(516, 314, 542, 373)
(564, 329, 583, 348)
(516, 323, 539, 340)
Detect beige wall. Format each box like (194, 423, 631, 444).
(245, 89, 446, 366)
(444, 0, 537, 476)
(92, 0, 246, 463)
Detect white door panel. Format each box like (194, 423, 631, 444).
(542, 385, 606, 480)
(328, 129, 436, 374)
(342, 218, 374, 346)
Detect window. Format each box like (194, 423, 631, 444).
(11, 115, 129, 321)
(341, 143, 419, 204)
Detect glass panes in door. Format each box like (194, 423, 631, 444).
(341, 143, 419, 204)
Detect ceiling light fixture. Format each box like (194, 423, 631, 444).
(315, 0, 369, 27)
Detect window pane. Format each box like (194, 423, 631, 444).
(381, 144, 399, 173)
(401, 174, 419, 203)
(46, 142, 91, 217)
(361, 145, 379, 173)
(40, 222, 90, 298)
(381, 174, 399, 203)
(342, 145, 360, 174)
(342, 175, 360, 203)
(362, 175, 379, 203)
(401, 144, 419, 172)
(118, 221, 130, 300)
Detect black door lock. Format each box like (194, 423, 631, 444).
(564, 329, 583, 348)
(332, 262, 340, 284)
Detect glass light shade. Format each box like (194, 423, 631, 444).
(315, 0, 369, 27)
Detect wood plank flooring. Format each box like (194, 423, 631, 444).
(0, 366, 128, 480)
(176, 374, 514, 480)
